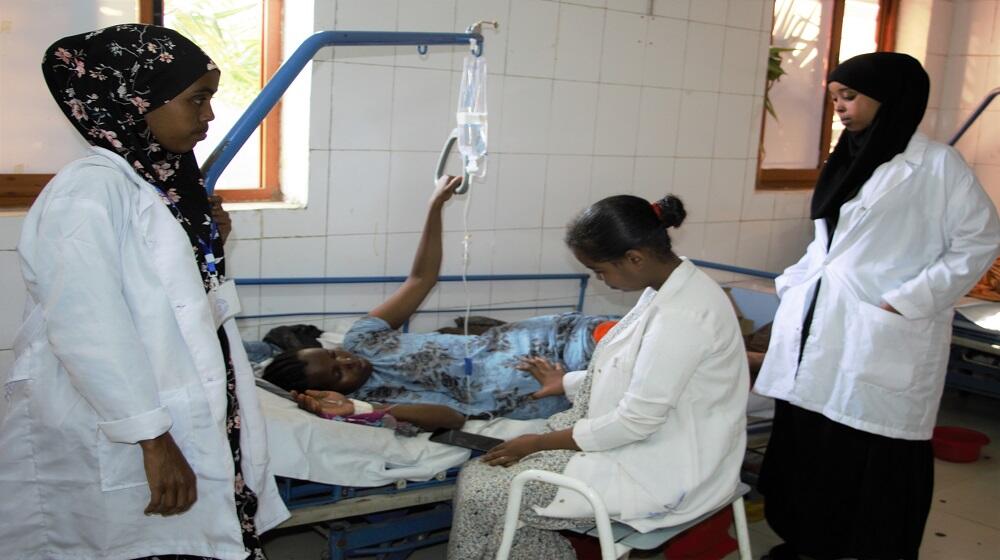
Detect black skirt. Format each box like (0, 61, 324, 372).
(758, 400, 934, 560)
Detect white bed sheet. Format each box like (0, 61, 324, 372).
(258, 389, 548, 488)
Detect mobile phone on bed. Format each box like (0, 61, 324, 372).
(429, 428, 504, 452)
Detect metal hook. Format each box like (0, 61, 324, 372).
(466, 20, 498, 57)
(417, 44, 428, 55)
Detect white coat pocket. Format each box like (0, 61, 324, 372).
(97, 388, 194, 491)
(842, 301, 933, 392)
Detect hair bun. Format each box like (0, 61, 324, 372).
(652, 195, 686, 228)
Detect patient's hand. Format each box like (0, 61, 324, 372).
(516, 356, 566, 399)
(292, 389, 355, 418)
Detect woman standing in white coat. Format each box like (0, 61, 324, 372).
(0, 25, 287, 559)
(754, 53, 1000, 560)
(446, 194, 749, 559)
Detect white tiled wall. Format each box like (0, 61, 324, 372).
(900, 0, 1000, 208)
(1, 0, 836, 357)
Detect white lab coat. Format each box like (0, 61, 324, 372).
(536, 260, 749, 532)
(0, 147, 289, 559)
(754, 133, 1000, 440)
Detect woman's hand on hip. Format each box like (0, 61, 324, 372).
(139, 432, 197, 516)
(481, 434, 543, 467)
(516, 356, 566, 398)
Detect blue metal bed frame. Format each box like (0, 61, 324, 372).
(241, 273, 589, 559)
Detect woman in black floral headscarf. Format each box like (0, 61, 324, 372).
(0, 24, 287, 560)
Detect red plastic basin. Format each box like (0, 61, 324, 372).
(932, 426, 991, 463)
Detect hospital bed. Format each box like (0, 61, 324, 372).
(238, 265, 784, 558)
(240, 273, 589, 559)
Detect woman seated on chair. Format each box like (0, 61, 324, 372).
(263, 175, 616, 421)
(446, 194, 750, 560)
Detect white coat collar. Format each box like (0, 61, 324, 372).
(827, 132, 927, 255)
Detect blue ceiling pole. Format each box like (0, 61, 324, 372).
(202, 30, 484, 194)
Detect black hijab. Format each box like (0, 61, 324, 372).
(810, 52, 930, 238)
(41, 24, 224, 288)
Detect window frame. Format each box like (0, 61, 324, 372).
(142, 0, 284, 202)
(757, 0, 899, 191)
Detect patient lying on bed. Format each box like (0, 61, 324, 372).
(258, 176, 616, 421)
(262, 312, 615, 420)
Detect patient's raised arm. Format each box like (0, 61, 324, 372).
(369, 175, 462, 329)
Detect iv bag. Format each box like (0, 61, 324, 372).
(457, 53, 487, 178)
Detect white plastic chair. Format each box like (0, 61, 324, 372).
(495, 469, 752, 560)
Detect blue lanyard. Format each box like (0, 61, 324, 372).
(157, 188, 222, 286)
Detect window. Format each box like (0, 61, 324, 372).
(141, 0, 283, 201)
(758, 0, 899, 190)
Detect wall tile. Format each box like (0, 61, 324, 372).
(928, 0, 955, 56)
(262, 150, 330, 238)
(702, 221, 740, 268)
(726, 0, 765, 30)
(720, 28, 761, 95)
(714, 94, 754, 158)
(332, 0, 398, 65)
(975, 164, 1000, 208)
(0, 251, 26, 349)
(925, 54, 947, 110)
(324, 233, 388, 313)
(948, 1, 997, 56)
(506, 0, 559, 78)
(309, 61, 334, 150)
(688, 0, 727, 25)
(228, 209, 261, 240)
(395, 0, 456, 70)
(767, 219, 810, 272)
(600, 11, 647, 85)
(492, 229, 542, 273)
(385, 232, 421, 274)
(441, 229, 494, 275)
(555, 4, 606, 82)
(741, 161, 775, 221)
(259, 236, 327, 316)
(671, 158, 712, 223)
(636, 87, 681, 157)
(589, 156, 636, 204)
(706, 159, 745, 222)
(633, 157, 676, 202)
(941, 55, 991, 110)
(672, 221, 705, 259)
(735, 220, 772, 272)
(313, 0, 336, 31)
(939, 108, 981, 159)
(540, 227, 584, 275)
(387, 152, 440, 233)
(642, 16, 687, 89)
(328, 151, 391, 235)
(226, 238, 261, 279)
(682, 22, 725, 91)
(613, 0, 651, 15)
(330, 63, 394, 150)
(652, 0, 689, 19)
(390, 67, 453, 151)
(564, 0, 606, 8)
(547, 80, 599, 155)
(499, 76, 552, 153)
(975, 110, 1000, 165)
(544, 155, 594, 228)
(0, 215, 24, 250)
(495, 154, 547, 229)
(773, 191, 808, 219)
(675, 91, 719, 157)
(594, 84, 642, 155)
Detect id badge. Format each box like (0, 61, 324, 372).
(209, 278, 242, 328)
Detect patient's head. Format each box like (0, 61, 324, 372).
(263, 347, 373, 394)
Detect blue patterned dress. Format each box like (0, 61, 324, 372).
(343, 313, 615, 419)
